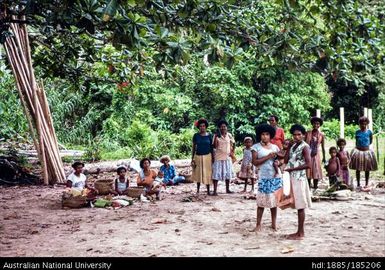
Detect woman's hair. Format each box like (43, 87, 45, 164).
(159, 155, 171, 164)
(310, 116, 323, 126)
(358, 116, 370, 124)
(329, 146, 337, 153)
(336, 138, 346, 146)
(117, 166, 127, 173)
(196, 118, 209, 128)
(255, 123, 276, 142)
(72, 161, 85, 169)
(289, 124, 306, 135)
(217, 119, 229, 128)
(269, 115, 279, 123)
(139, 158, 151, 169)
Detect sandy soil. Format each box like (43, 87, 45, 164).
(0, 173, 384, 257)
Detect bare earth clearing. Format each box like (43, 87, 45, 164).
(1, 169, 384, 257)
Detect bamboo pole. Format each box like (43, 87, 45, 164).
(4, 20, 66, 184)
(340, 107, 344, 139)
(316, 109, 321, 118)
(364, 107, 368, 118)
(368, 109, 373, 132)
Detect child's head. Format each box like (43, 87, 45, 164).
(310, 116, 323, 129)
(117, 166, 127, 177)
(160, 155, 171, 166)
(337, 138, 346, 149)
(358, 116, 369, 129)
(72, 161, 84, 174)
(329, 146, 337, 157)
(157, 171, 164, 178)
(282, 139, 291, 150)
(243, 136, 253, 148)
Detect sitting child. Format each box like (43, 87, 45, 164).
(153, 171, 166, 190)
(325, 147, 341, 186)
(66, 161, 97, 199)
(114, 166, 129, 195)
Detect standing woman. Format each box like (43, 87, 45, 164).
(212, 120, 235, 195)
(284, 124, 312, 240)
(191, 118, 213, 195)
(349, 116, 378, 188)
(269, 115, 285, 150)
(305, 116, 326, 190)
(251, 124, 282, 232)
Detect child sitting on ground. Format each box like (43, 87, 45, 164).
(325, 147, 341, 186)
(114, 166, 130, 195)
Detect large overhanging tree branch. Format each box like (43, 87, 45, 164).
(0, 0, 383, 185)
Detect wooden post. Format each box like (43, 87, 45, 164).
(340, 107, 344, 139)
(368, 109, 373, 131)
(364, 107, 368, 117)
(316, 109, 321, 118)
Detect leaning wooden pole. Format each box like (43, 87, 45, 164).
(3, 17, 65, 184)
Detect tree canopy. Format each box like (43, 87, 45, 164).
(1, 0, 384, 90)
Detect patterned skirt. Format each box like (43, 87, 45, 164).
(212, 159, 234, 181)
(237, 162, 257, 179)
(256, 178, 282, 208)
(349, 148, 378, 171)
(192, 154, 213, 185)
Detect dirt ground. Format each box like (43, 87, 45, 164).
(1, 170, 384, 258)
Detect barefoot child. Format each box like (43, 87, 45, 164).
(349, 117, 378, 188)
(325, 147, 341, 186)
(114, 166, 129, 195)
(337, 138, 351, 186)
(238, 137, 257, 192)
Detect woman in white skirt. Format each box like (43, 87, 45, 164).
(284, 124, 312, 240)
(212, 120, 235, 195)
(251, 124, 282, 232)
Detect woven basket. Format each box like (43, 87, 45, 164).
(126, 187, 144, 198)
(180, 173, 193, 183)
(94, 179, 114, 195)
(62, 196, 87, 208)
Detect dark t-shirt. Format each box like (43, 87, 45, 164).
(193, 133, 213, 155)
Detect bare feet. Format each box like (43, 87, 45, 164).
(286, 233, 304, 240)
(271, 224, 278, 231)
(226, 190, 234, 194)
(211, 192, 218, 196)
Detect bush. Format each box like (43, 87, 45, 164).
(321, 119, 357, 140)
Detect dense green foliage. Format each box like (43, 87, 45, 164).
(1, 0, 384, 160)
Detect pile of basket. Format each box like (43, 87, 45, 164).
(179, 168, 193, 183)
(125, 187, 144, 198)
(94, 179, 114, 195)
(62, 191, 87, 208)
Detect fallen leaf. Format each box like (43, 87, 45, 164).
(86, 248, 93, 252)
(211, 207, 221, 212)
(281, 246, 295, 254)
(245, 246, 260, 250)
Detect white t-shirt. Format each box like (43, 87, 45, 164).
(67, 173, 86, 190)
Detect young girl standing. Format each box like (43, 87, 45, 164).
(238, 137, 257, 193)
(349, 117, 378, 188)
(336, 138, 351, 186)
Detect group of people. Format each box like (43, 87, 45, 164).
(189, 115, 378, 239)
(66, 114, 378, 240)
